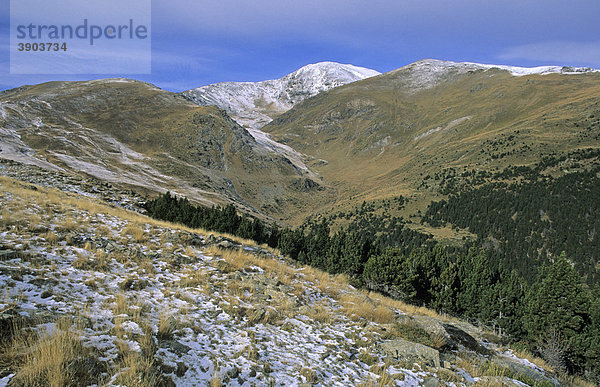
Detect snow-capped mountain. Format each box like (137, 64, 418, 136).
(391, 59, 598, 92)
(182, 62, 380, 129)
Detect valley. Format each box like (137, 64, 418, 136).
(1, 59, 600, 385)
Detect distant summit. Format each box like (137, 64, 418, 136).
(182, 62, 380, 129)
(389, 59, 599, 92)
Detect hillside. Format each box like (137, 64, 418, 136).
(263, 59, 600, 225)
(0, 79, 333, 223)
(0, 173, 563, 386)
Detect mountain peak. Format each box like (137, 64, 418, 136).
(386, 59, 599, 92)
(181, 62, 380, 130)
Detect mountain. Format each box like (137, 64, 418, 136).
(181, 62, 379, 209)
(182, 61, 380, 130)
(263, 59, 600, 214)
(0, 79, 333, 222)
(2, 60, 599, 384)
(260, 58, 600, 286)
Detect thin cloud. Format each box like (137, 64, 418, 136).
(499, 41, 600, 67)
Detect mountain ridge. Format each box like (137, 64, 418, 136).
(182, 61, 381, 130)
(0, 78, 333, 223)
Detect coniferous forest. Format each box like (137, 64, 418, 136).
(144, 158, 600, 380)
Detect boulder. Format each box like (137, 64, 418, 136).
(492, 356, 560, 387)
(442, 323, 491, 355)
(217, 240, 241, 250)
(380, 338, 441, 367)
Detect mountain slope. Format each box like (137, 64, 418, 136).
(262, 59, 600, 223)
(182, 61, 380, 130)
(0, 79, 333, 222)
(0, 175, 561, 386)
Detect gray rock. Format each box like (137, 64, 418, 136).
(442, 323, 491, 355)
(0, 250, 16, 261)
(380, 338, 441, 367)
(159, 339, 192, 355)
(492, 356, 560, 387)
(217, 240, 240, 250)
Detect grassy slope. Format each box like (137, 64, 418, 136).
(0, 175, 572, 386)
(263, 69, 600, 229)
(0, 80, 334, 223)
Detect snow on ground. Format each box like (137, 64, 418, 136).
(0, 177, 560, 386)
(182, 62, 380, 130)
(393, 59, 599, 92)
(182, 62, 380, 172)
(0, 181, 419, 386)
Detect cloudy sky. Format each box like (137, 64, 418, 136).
(1, 0, 599, 91)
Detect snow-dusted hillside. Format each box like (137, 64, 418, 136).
(182, 62, 380, 130)
(391, 59, 599, 92)
(0, 174, 560, 386)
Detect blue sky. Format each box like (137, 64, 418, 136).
(1, 0, 600, 92)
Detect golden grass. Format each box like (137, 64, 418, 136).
(305, 301, 333, 324)
(72, 248, 112, 272)
(0, 176, 450, 332)
(1, 317, 90, 387)
(114, 351, 161, 387)
(43, 230, 60, 245)
(0, 176, 215, 240)
(210, 361, 222, 387)
(57, 217, 79, 233)
(339, 293, 395, 324)
(157, 312, 177, 340)
(121, 223, 146, 243)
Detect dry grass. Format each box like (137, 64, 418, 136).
(114, 351, 161, 387)
(0, 176, 215, 241)
(177, 270, 209, 291)
(300, 367, 318, 383)
(247, 306, 281, 326)
(305, 301, 333, 324)
(430, 330, 449, 350)
(339, 292, 395, 324)
(302, 267, 347, 298)
(57, 217, 79, 233)
(1, 317, 93, 387)
(560, 375, 597, 387)
(43, 231, 60, 245)
(204, 245, 249, 271)
(121, 223, 146, 243)
(210, 361, 222, 387)
(72, 249, 111, 272)
(157, 312, 177, 340)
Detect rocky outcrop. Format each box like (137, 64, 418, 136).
(380, 338, 441, 367)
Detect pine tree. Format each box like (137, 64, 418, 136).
(524, 252, 590, 372)
(362, 248, 417, 302)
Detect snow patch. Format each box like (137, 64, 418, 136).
(396, 59, 598, 92)
(182, 61, 380, 130)
(414, 116, 472, 141)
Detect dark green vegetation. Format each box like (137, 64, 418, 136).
(145, 187, 600, 381)
(423, 160, 600, 285)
